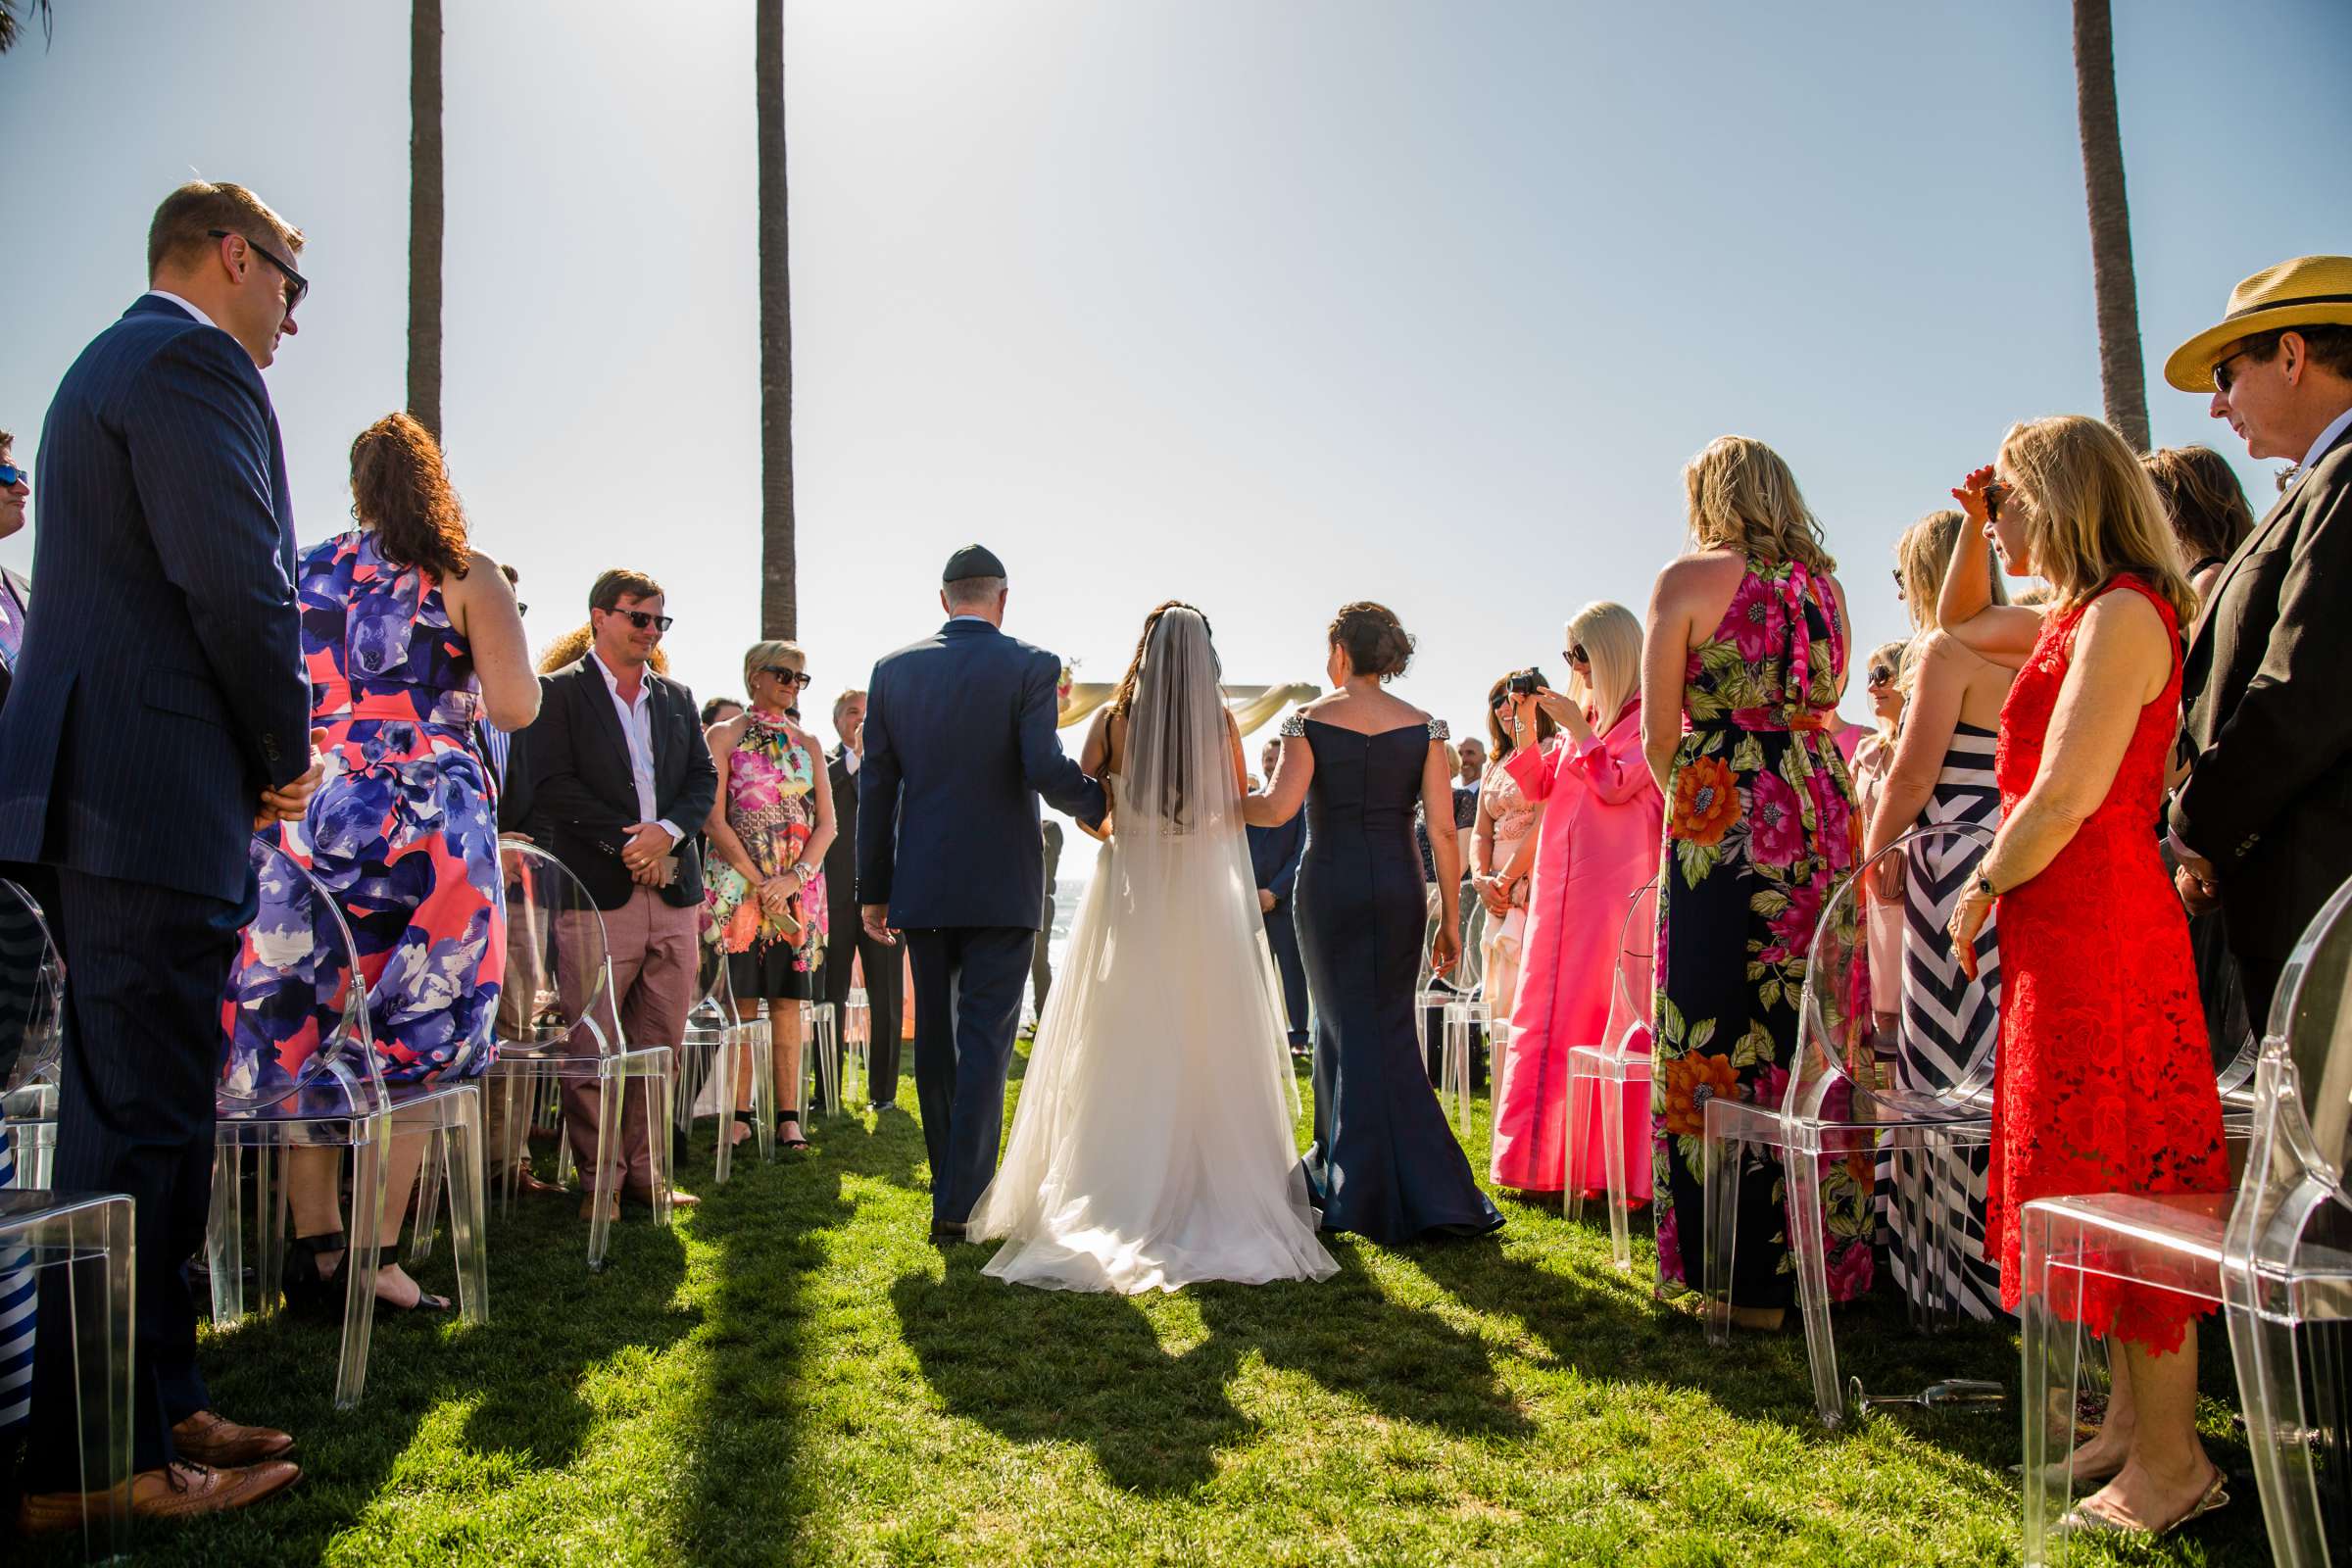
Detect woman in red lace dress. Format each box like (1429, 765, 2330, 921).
(1938, 416, 2229, 1537)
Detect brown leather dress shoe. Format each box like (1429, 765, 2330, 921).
(16, 1458, 301, 1533)
(171, 1409, 295, 1467)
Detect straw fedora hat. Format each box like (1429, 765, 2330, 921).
(2164, 254, 2352, 393)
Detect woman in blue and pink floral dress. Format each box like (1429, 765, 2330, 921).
(227, 413, 539, 1313)
(704, 640, 833, 1152)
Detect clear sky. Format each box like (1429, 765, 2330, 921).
(4, 1, 2347, 778)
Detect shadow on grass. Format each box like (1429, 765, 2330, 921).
(15, 1166, 701, 1567)
(891, 1235, 1531, 1495)
(673, 1100, 928, 1563)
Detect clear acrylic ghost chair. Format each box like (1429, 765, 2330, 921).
(802, 1000, 842, 1119)
(481, 839, 673, 1271)
(844, 969, 872, 1107)
(0, 1188, 134, 1559)
(210, 836, 491, 1408)
(1563, 879, 1659, 1271)
(689, 943, 773, 1184)
(0, 876, 65, 1188)
(1702, 822, 2001, 1427)
(2018, 869, 2352, 1565)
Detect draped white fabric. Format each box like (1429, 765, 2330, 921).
(968, 608, 1336, 1293)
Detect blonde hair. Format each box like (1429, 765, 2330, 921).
(1683, 435, 1837, 572)
(1997, 416, 2198, 629)
(1895, 509, 2006, 632)
(1567, 601, 1643, 728)
(742, 638, 805, 693)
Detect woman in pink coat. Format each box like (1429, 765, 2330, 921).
(1488, 602, 1664, 1196)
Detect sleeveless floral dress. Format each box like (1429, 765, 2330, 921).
(704, 710, 827, 981)
(1984, 575, 2226, 1351)
(228, 529, 504, 1089)
(1652, 556, 1869, 1307)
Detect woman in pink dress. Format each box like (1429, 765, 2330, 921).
(1470, 676, 1549, 1020)
(1488, 603, 1663, 1196)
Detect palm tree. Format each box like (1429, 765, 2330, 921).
(757, 0, 796, 639)
(2072, 0, 2148, 451)
(409, 0, 444, 441)
(0, 1, 54, 53)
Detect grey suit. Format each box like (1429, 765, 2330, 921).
(2170, 419, 2352, 1020)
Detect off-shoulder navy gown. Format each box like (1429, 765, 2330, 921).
(1288, 714, 1502, 1243)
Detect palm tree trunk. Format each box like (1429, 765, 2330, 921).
(2072, 0, 2148, 452)
(758, 0, 797, 639)
(409, 0, 445, 441)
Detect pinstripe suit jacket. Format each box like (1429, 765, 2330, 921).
(0, 296, 310, 904)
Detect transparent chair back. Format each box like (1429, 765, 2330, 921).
(688, 934, 774, 1180)
(1703, 821, 2000, 1427)
(0, 876, 66, 1186)
(1563, 878, 1659, 1270)
(485, 838, 674, 1269)
(0, 1188, 134, 1559)
(2219, 869, 2352, 1567)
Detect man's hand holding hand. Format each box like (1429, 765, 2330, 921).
(257, 727, 332, 827)
(860, 903, 899, 946)
(1258, 888, 1277, 914)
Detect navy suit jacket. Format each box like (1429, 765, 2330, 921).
(0, 296, 309, 904)
(1247, 812, 1306, 907)
(858, 618, 1104, 930)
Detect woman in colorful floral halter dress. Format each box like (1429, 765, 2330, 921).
(1641, 436, 1868, 1333)
(704, 639, 835, 1152)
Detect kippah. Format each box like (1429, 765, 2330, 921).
(943, 544, 1006, 583)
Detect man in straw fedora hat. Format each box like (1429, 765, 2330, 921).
(2164, 254, 2352, 1032)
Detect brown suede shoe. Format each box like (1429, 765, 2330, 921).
(15, 1458, 301, 1533)
(171, 1409, 294, 1468)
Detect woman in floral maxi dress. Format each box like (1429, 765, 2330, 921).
(1642, 436, 1870, 1329)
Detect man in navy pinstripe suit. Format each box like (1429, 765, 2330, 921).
(0, 182, 325, 1529)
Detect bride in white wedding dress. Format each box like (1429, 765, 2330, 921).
(965, 603, 1338, 1293)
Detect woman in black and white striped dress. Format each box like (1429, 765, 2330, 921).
(1863, 511, 2018, 1320)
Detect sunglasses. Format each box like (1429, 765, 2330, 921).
(1867, 664, 1896, 686)
(605, 608, 673, 632)
(1564, 644, 1588, 664)
(514, 602, 528, 618)
(210, 228, 309, 313)
(2212, 350, 2254, 395)
(1984, 480, 2012, 523)
(0, 464, 25, 489)
(760, 665, 813, 688)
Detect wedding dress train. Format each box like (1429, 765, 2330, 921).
(965, 610, 1337, 1293)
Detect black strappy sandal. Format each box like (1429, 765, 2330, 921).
(281, 1229, 451, 1317)
(728, 1107, 759, 1148)
(775, 1110, 811, 1152)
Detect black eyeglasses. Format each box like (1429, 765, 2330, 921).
(209, 228, 309, 313)
(1867, 664, 1896, 686)
(605, 608, 673, 632)
(760, 665, 813, 688)
(0, 465, 25, 489)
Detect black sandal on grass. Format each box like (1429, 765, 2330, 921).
(775, 1110, 811, 1152)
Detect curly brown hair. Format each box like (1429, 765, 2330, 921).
(350, 413, 469, 580)
(1327, 602, 1414, 681)
(1484, 673, 1557, 760)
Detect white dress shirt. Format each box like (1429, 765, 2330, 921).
(2300, 404, 2352, 477)
(590, 652, 682, 842)
(839, 745, 860, 776)
(143, 289, 221, 330)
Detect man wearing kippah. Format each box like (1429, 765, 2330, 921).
(856, 547, 1106, 1243)
(2163, 256, 2352, 1028)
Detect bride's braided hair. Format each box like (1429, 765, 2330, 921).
(1109, 600, 1215, 717)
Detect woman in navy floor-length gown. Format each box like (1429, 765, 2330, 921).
(1280, 708, 1502, 1244)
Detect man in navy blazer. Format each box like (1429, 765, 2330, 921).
(1247, 737, 1310, 1054)
(858, 547, 1105, 1241)
(0, 183, 322, 1528)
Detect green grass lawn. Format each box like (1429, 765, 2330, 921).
(16, 1054, 2272, 1566)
